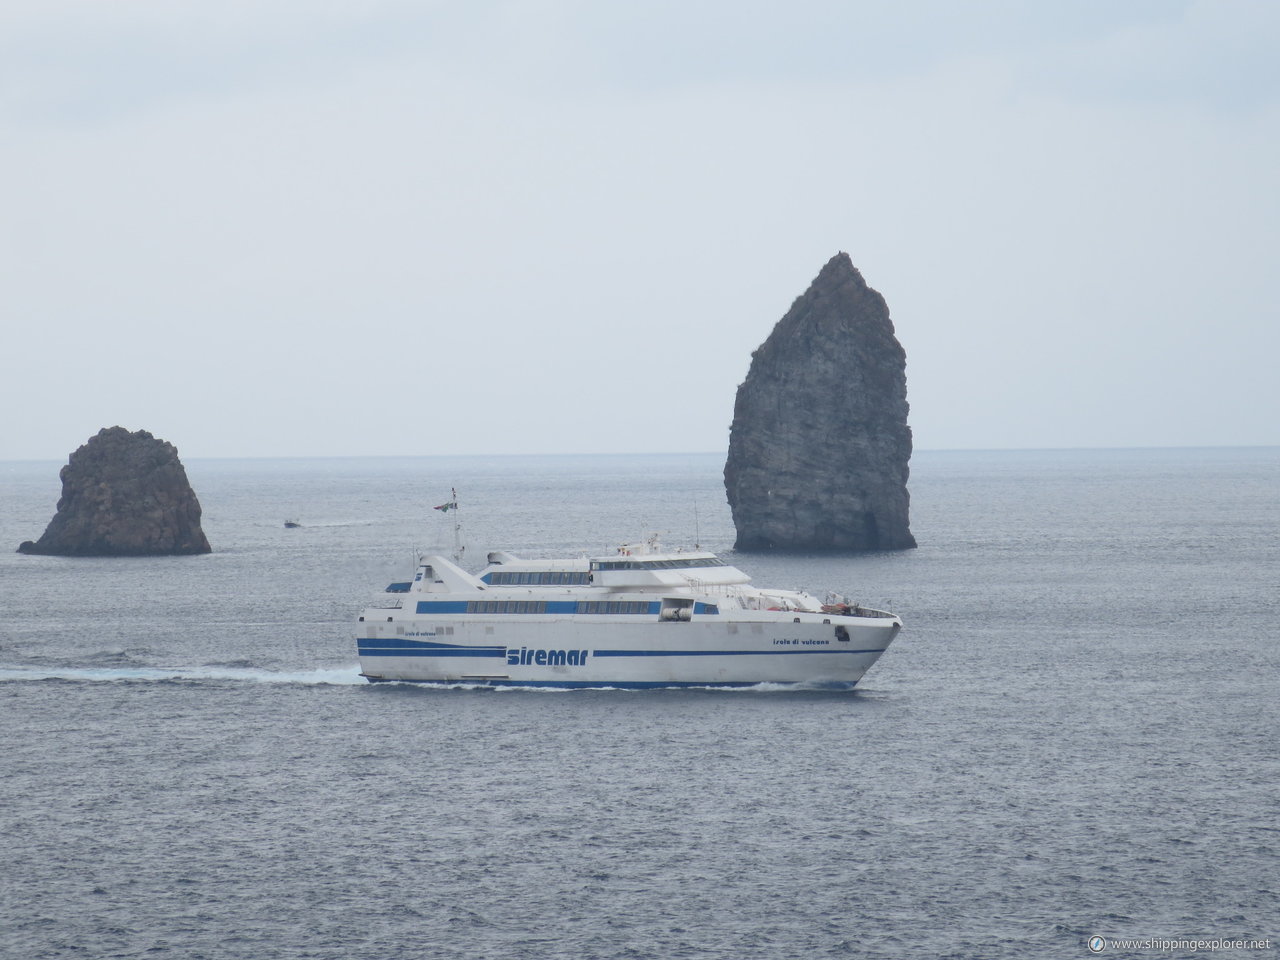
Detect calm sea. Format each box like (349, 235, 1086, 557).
(1, 449, 1276, 960)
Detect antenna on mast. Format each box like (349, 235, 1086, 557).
(433, 487, 464, 565)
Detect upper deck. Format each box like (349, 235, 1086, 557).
(366, 548, 897, 626)
(475, 548, 753, 591)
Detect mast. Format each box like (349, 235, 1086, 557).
(433, 488, 464, 565)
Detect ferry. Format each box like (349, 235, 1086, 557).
(356, 537, 902, 689)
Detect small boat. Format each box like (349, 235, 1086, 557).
(284, 520, 301, 529)
(355, 538, 901, 690)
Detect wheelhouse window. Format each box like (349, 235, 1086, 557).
(590, 557, 728, 572)
(484, 571, 591, 585)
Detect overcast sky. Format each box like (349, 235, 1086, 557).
(3, 0, 1277, 460)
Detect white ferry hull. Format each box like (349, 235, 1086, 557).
(357, 616, 899, 689)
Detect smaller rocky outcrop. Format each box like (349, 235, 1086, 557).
(17, 427, 212, 557)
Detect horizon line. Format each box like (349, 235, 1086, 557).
(3, 443, 1279, 465)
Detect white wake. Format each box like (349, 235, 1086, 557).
(0, 664, 366, 685)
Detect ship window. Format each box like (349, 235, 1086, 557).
(576, 601, 651, 615)
(485, 571, 591, 586)
(590, 557, 728, 572)
(465, 601, 550, 614)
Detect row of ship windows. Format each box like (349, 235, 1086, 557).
(577, 601, 654, 615)
(590, 557, 728, 571)
(468, 601, 552, 614)
(464, 600, 656, 615)
(484, 572, 591, 585)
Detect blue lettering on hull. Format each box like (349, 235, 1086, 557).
(506, 647, 589, 667)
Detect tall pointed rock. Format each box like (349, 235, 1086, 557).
(724, 253, 916, 552)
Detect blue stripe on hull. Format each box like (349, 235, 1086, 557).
(357, 645, 885, 658)
(362, 638, 501, 650)
(590, 647, 885, 657)
(357, 638, 506, 657)
(358, 645, 506, 658)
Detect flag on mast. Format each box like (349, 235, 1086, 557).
(434, 488, 459, 513)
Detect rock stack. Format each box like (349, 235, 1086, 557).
(724, 253, 916, 552)
(17, 427, 212, 556)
